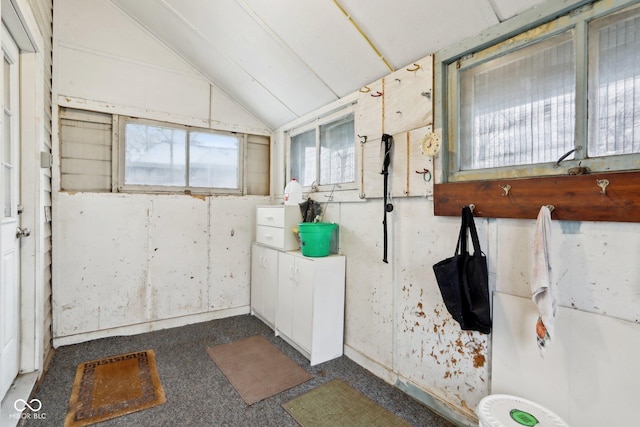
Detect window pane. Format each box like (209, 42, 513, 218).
(320, 115, 355, 185)
(589, 9, 640, 157)
(290, 129, 316, 187)
(3, 165, 10, 217)
(4, 110, 10, 162)
(125, 122, 186, 186)
(189, 131, 239, 188)
(460, 31, 576, 170)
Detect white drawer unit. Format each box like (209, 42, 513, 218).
(255, 205, 301, 251)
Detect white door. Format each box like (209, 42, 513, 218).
(0, 27, 22, 401)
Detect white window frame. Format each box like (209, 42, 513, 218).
(435, 0, 640, 183)
(286, 106, 357, 192)
(115, 116, 245, 195)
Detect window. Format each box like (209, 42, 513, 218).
(441, 0, 640, 182)
(119, 117, 242, 193)
(58, 108, 270, 195)
(288, 110, 355, 189)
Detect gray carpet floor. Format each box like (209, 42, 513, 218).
(22, 314, 455, 426)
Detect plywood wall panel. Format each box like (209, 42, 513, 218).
(53, 194, 150, 337)
(208, 198, 256, 310)
(340, 201, 394, 368)
(148, 196, 210, 319)
(383, 56, 433, 136)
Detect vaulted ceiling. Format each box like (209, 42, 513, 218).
(111, 0, 545, 130)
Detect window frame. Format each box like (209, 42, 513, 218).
(286, 106, 357, 193)
(115, 116, 245, 195)
(432, 0, 640, 223)
(435, 0, 640, 183)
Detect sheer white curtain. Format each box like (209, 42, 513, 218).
(589, 10, 640, 157)
(460, 31, 576, 170)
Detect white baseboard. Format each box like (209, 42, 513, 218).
(52, 306, 250, 348)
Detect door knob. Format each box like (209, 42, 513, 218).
(16, 227, 31, 238)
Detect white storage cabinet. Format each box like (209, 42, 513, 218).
(250, 243, 279, 328)
(276, 251, 346, 366)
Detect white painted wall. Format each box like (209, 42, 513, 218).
(52, 193, 265, 345)
(55, 0, 269, 135)
(50, 1, 640, 426)
(51, 0, 272, 345)
(273, 62, 640, 427)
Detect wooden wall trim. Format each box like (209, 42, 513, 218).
(434, 171, 640, 222)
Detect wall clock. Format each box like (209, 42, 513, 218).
(420, 132, 441, 157)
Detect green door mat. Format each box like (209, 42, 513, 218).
(282, 379, 412, 427)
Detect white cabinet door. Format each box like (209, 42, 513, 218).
(292, 256, 314, 352)
(276, 251, 346, 365)
(276, 252, 296, 338)
(250, 244, 278, 328)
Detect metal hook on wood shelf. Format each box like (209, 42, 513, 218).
(359, 86, 371, 93)
(546, 204, 555, 212)
(358, 134, 368, 144)
(406, 63, 420, 72)
(371, 91, 383, 97)
(499, 184, 511, 197)
(597, 178, 609, 194)
(468, 204, 475, 213)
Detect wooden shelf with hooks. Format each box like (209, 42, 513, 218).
(434, 171, 640, 222)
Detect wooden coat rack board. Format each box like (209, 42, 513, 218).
(434, 171, 640, 222)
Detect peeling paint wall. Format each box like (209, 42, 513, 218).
(51, 0, 272, 345)
(50, 1, 640, 425)
(273, 55, 640, 426)
(52, 193, 266, 345)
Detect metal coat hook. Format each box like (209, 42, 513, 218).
(597, 178, 609, 194)
(406, 63, 420, 72)
(415, 168, 432, 182)
(499, 184, 511, 197)
(421, 90, 432, 99)
(371, 91, 383, 97)
(359, 86, 371, 93)
(358, 134, 368, 144)
(468, 204, 475, 213)
(546, 204, 555, 212)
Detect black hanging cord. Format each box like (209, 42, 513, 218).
(381, 134, 393, 263)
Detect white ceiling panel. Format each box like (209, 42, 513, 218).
(338, 0, 500, 70)
(489, 0, 547, 21)
(113, 0, 301, 127)
(109, 0, 546, 130)
(241, 0, 390, 97)
(163, 0, 339, 113)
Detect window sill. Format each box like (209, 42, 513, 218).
(434, 171, 640, 222)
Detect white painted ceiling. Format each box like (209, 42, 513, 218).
(111, 0, 545, 130)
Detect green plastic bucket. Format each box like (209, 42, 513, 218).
(298, 222, 336, 257)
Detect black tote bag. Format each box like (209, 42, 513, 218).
(432, 206, 491, 334)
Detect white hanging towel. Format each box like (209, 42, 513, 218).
(531, 205, 556, 351)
